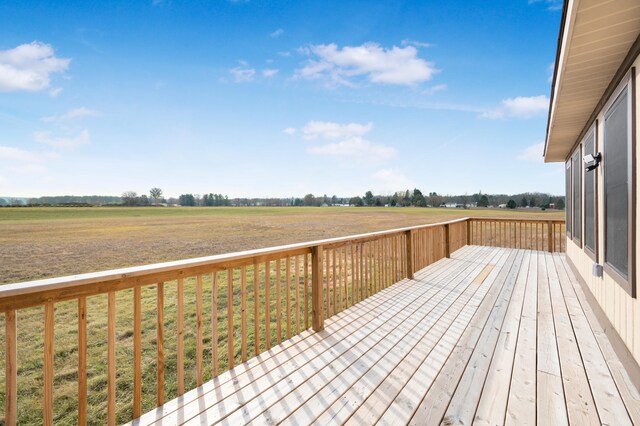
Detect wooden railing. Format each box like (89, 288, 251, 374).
(468, 218, 566, 252)
(0, 217, 563, 425)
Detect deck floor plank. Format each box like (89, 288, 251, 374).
(473, 251, 531, 426)
(177, 247, 489, 425)
(128, 246, 640, 426)
(213, 247, 497, 425)
(552, 254, 634, 426)
(544, 252, 600, 425)
(536, 253, 569, 425)
(440, 250, 526, 425)
(135, 247, 475, 426)
(407, 250, 522, 425)
(505, 250, 538, 426)
(374, 249, 512, 426)
(314, 248, 506, 425)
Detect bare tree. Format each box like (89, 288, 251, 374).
(149, 187, 163, 204)
(121, 191, 138, 206)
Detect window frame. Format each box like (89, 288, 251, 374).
(602, 68, 636, 297)
(571, 145, 582, 246)
(566, 159, 572, 237)
(583, 123, 598, 260)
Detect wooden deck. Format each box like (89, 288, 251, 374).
(132, 245, 640, 426)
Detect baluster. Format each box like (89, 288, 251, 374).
(228, 269, 234, 369)
(108, 291, 117, 425)
(304, 254, 310, 329)
(276, 260, 281, 344)
(133, 286, 142, 417)
(176, 279, 184, 395)
(241, 266, 248, 361)
(78, 298, 87, 423)
(44, 303, 54, 426)
(156, 283, 165, 405)
(196, 275, 203, 385)
(212, 272, 219, 377)
(295, 255, 300, 334)
(265, 262, 271, 349)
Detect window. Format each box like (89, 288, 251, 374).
(604, 85, 630, 282)
(566, 160, 571, 236)
(572, 147, 581, 244)
(584, 128, 596, 255)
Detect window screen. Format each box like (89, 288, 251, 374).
(566, 161, 571, 235)
(572, 148, 581, 243)
(604, 88, 629, 278)
(584, 131, 596, 253)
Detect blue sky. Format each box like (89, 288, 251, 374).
(0, 0, 564, 198)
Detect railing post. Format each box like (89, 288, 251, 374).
(466, 219, 471, 246)
(445, 223, 451, 258)
(547, 221, 553, 253)
(311, 245, 324, 332)
(405, 230, 414, 279)
(5, 309, 17, 426)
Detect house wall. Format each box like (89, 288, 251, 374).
(565, 52, 640, 364)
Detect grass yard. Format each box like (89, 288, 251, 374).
(0, 206, 563, 424)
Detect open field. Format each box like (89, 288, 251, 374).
(0, 207, 563, 424)
(0, 206, 563, 285)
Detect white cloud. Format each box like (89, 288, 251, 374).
(528, 0, 563, 11)
(422, 83, 447, 96)
(518, 142, 545, 163)
(41, 107, 98, 122)
(372, 169, 416, 190)
(229, 66, 255, 83)
(503, 95, 549, 117)
(307, 136, 396, 162)
(0, 42, 70, 92)
(401, 39, 432, 48)
(296, 42, 437, 86)
(480, 95, 549, 119)
(283, 127, 296, 135)
(302, 120, 373, 140)
(262, 68, 279, 78)
(270, 28, 284, 38)
(298, 120, 394, 162)
(34, 129, 90, 149)
(48, 87, 63, 98)
(0, 146, 42, 162)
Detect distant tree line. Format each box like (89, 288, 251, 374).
(2, 195, 123, 206)
(1, 188, 565, 209)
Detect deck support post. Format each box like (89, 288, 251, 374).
(466, 219, 472, 246)
(311, 245, 324, 332)
(405, 230, 414, 279)
(445, 224, 451, 258)
(547, 221, 554, 253)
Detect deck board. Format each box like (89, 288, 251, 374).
(131, 246, 640, 426)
